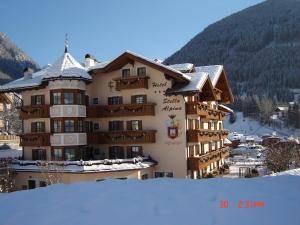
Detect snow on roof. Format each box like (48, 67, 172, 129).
(224, 138, 232, 144)
(10, 157, 155, 173)
(1, 176, 300, 225)
(269, 168, 300, 176)
(195, 65, 223, 86)
(167, 72, 208, 94)
(276, 107, 288, 111)
(0, 53, 91, 92)
(87, 60, 111, 70)
(168, 63, 194, 72)
(219, 104, 234, 113)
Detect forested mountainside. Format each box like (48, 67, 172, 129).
(0, 32, 38, 84)
(165, 0, 300, 102)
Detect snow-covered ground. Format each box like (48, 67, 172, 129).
(0, 176, 300, 225)
(224, 112, 296, 137)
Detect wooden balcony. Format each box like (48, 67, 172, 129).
(187, 102, 226, 121)
(187, 147, 229, 170)
(19, 105, 50, 119)
(187, 129, 221, 142)
(19, 133, 51, 147)
(186, 102, 208, 116)
(219, 130, 229, 139)
(113, 76, 149, 91)
(87, 130, 156, 144)
(87, 103, 155, 118)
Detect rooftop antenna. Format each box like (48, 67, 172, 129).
(64, 33, 69, 53)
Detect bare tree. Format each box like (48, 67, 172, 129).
(265, 141, 300, 172)
(37, 161, 65, 185)
(0, 159, 15, 192)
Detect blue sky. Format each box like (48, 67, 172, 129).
(1, 0, 264, 66)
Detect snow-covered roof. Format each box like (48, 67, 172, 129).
(275, 107, 288, 111)
(87, 61, 111, 70)
(166, 72, 208, 94)
(195, 65, 223, 86)
(0, 52, 91, 92)
(168, 63, 194, 72)
(219, 104, 234, 113)
(10, 157, 156, 173)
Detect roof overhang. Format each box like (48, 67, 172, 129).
(214, 69, 234, 104)
(89, 51, 190, 83)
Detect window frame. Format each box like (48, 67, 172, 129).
(137, 67, 146, 76)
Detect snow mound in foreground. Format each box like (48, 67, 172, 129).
(0, 176, 300, 225)
(270, 168, 300, 176)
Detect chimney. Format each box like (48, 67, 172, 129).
(85, 54, 96, 67)
(23, 67, 34, 80)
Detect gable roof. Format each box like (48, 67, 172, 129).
(0, 53, 91, 92)
(88, 51, 191, 83)
(168, 63, 195, 73)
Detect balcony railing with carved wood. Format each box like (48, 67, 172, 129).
(186, 102, 226, 120)
(113, 76, 149, 91)
(187, 129, 221, 142)
(19, 105, 50, 119)
(87, 130, 156, 144)
(187, 147, 229, 170)
(19, 133, 51, 146)
(87, 103, 155, 118)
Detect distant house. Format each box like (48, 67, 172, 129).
(274, 106, 288, 119)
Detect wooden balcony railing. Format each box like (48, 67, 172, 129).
(87, 103, 155, 118)
(187, 129, 221, 142)
(113, 76, 149, 91)
(87, 130, 156, 144)
(19, 105, 50, 119)
(186, 102, 226, 120)
(187, 147, 229, 170)
(19, 133, 51, 146)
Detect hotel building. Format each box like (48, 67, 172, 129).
(0, 48, 233, 190)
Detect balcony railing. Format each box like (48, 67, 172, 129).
(87, 103, 156, 118)
(187, 147, 229, 170)
(187, 129, 221, 142)
(186, 102, 226, 120)
(19, 105, 50, 119)
(19, 133, 51, 146)
(87, 130, 156, 144)
(113, 76, 149, 91)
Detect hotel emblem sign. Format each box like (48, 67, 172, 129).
(167, 114, 179, 139)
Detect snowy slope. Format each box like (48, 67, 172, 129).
(0, 176, 300, 225)
(224, 112, 295, 137)
(270, 168, 300, 176)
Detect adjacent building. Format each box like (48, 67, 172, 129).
(0, 48, 233, 190)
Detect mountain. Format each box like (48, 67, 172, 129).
(164, 0, 300, 102)
(0, 32, 38, 84)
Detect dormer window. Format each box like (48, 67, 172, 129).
(137, 67, 146, 76)
(122, 68, 130, 77)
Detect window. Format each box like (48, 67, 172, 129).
(109, 146, 125, 159)
(109, 121, 123, 131)
(132, 95, 146, 104)
(154, 172, 165, 178)
(64, 92, 74, 104)
(64, 120, 75, 132)
(53, 148, 63, 160)
(65, 148, 76, 161)
(93, 123, 99, 131)
(127, 120, 142, 131)
(137, 67, 146, 76)
(52, 92, 61, 105)
(77, 92, 84, 105)
(127, 146, 143, 158)
(108, 96, 123, 105)
(31, 95, 44, 105)
(122, 68, 130, 77)
(53, 120, 62, 133)
(32, 149, 46, 160)
(39, 181, 47, 187)
(165, 172, 174, 178)
(141, 174, 148, 180)
(31, 122, 45, 133)
(92, 98, 99, 105)
(28, 180, 36, 189)
(78, 120, 84, 132)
